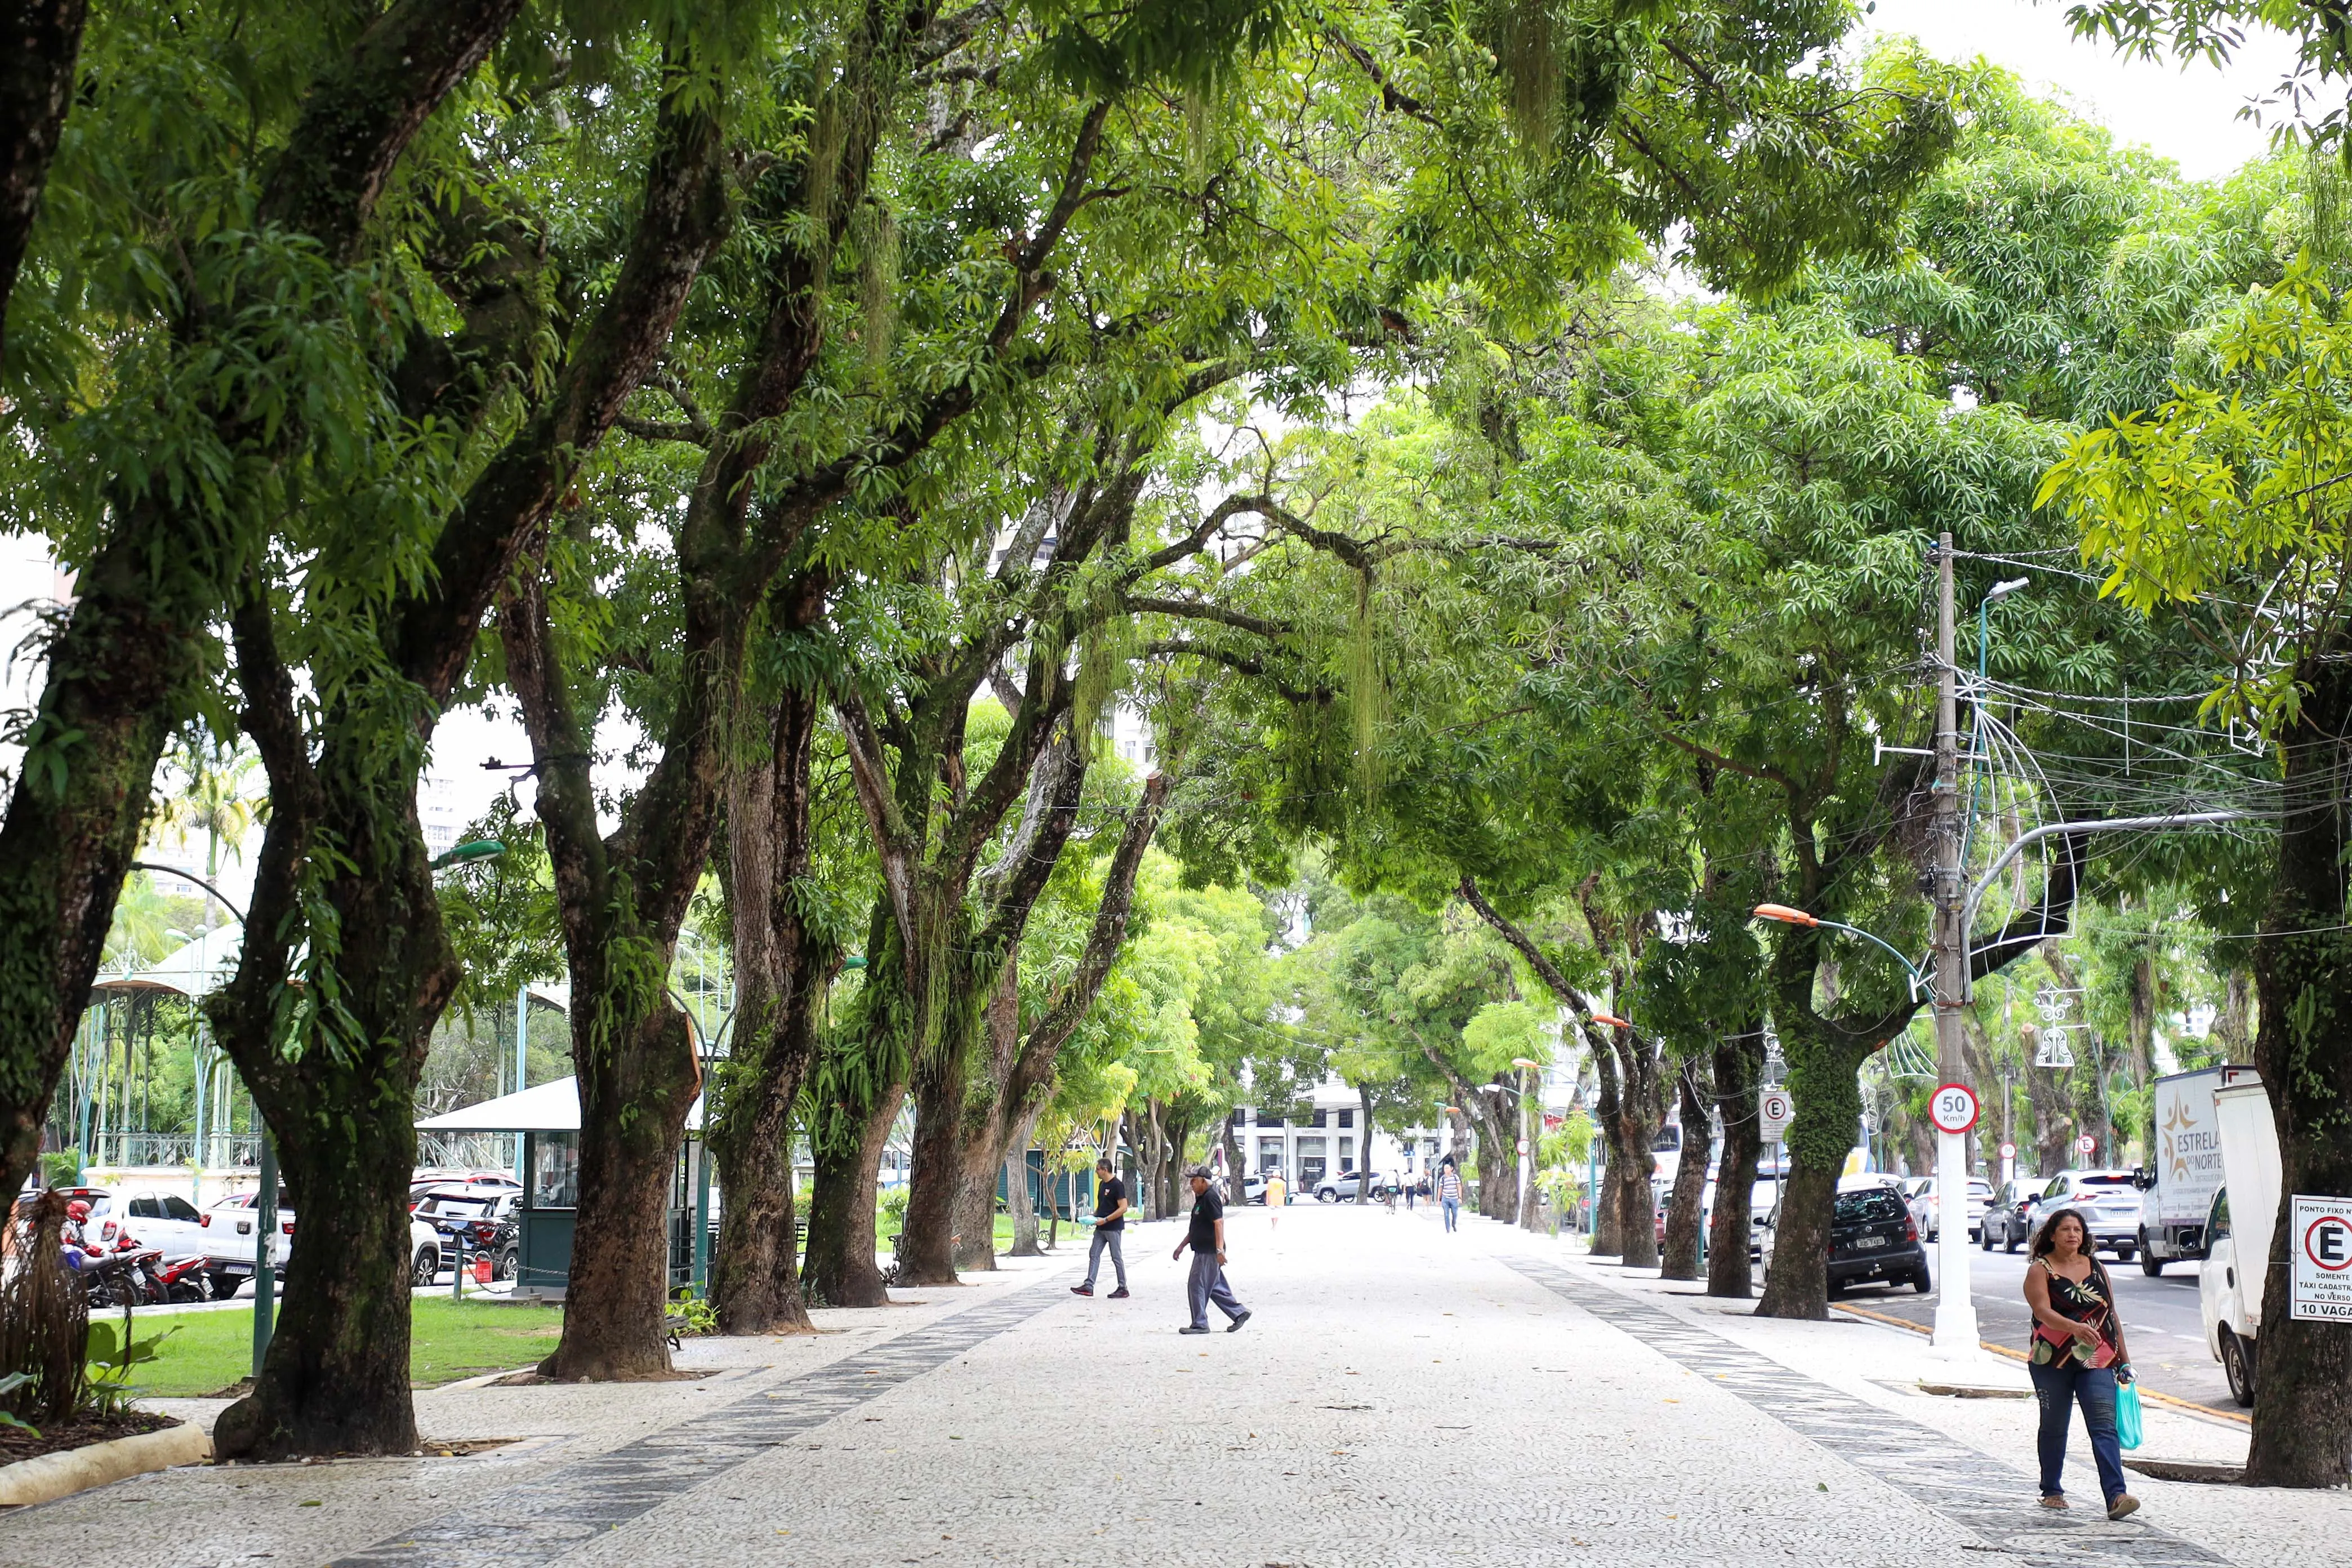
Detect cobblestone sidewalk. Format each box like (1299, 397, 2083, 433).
(5, 1203, 2347, 1567)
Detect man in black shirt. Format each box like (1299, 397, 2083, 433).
(1172, 1162, 1250, 1334)
(1072, 1157, 1129, 1298)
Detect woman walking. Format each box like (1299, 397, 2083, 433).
(2023, 1209, 2140, 1520)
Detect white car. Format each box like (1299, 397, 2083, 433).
(63, 1186, 211, 1261)
(204, 1190, 444, 1292)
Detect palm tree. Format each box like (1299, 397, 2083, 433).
(154, 740, 265, 930)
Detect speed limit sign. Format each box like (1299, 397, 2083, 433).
(1998, 1142, 2017, 1160)
(1928, 1083, 1980, 1135)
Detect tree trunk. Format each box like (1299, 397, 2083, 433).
(897, 934, 988, 1286)
(1006, 1106, 1044, 1258)
(801, 1081, 904, 1309)
(1590, 1046, 1623, 1254)
(2215, 965, 2255, 1058)
(1707, 1027, 1763, 1298)
(1661, 1056, 1713, 1281)
(951, 960, 1023, 1275)
(1355, 1083, 1375, 1204)
(0, 0, 87, 363)
(1612, 1033, 1661, 1270)
(207, 757, 452, 1459)
(2244, 658, 2352, 1487)
(1474, 1101, 1511, 1223)
(547, 1007, 700, 1379)
(707, 679, 827, 1335)
(1757, 1030, 1870, 1320)
(1220, 1118, 1246, 1208)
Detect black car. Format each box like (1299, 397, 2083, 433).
(1980, 1179, 2035, 1252)
(1763, 1185, 1930, 1295)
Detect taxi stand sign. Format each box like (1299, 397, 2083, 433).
(2291, 1195, 2352, 1322)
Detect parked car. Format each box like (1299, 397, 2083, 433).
(1313, 1171, 1399, 1202)
(2007, 1170, 2144, 1260)
(1242, 1175, 1269, 1204)
(1903, 1175, 1993, 1241)
(200, 1190, 443, 1291)
(409, 1169, 520, 1203)
(411, 1186, 519, 1280)
(1761, 1184, 1930, 1295)
(52, 1186, 210, 1262)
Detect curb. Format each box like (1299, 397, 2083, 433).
(0, 1422, 211, 1508)
(1831, 1300, 2251, 1427)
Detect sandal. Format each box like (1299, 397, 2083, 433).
(2039, 1495, 2069, 1510)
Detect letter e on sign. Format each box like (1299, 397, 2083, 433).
(2291, 1196, 2352, 1322)
(1928, 1084, 1979, 1136)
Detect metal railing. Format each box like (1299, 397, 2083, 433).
(79, 1133, 267, 1170)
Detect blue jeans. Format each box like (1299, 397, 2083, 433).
(1185, 1248, 1246, 1328)
(1083, 1228, 1125, 1289)
(2029, 1361, 2128, 1504)
(1441, 1196, 1460, 1232)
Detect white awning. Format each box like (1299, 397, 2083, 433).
(91, 924, 244, 999)
(415, 1074, 702, 1134)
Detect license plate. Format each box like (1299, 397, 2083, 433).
(1854, 1236, 1886, 1249)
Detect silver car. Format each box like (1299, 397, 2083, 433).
(2016, 1170, 2144, 1262)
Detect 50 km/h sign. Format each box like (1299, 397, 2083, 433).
(1928, 1083, 1980, 1136)
(2291, 1195, 2352, 1322)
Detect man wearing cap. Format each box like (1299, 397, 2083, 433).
(1171, 1162, 1250, 1335)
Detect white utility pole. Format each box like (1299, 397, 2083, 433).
(1931, 532, 1982, 1359)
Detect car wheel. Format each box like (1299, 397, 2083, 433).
(208, 1270, 238, 1299)
(2220, 1328, 2257, 1407)
(1980, 1224, 1994, 1252)
(496, 1248, 517, 1282)
(2004, 1219, 2020, 1254)
(411, 1245, 439, 1286)
(1912, 1268, 1932, 1294)
(2140, 1244, 2164, 1277)
(2113, 1244, 2137, 1264)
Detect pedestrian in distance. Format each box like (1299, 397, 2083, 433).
(1437, 1158, 1463, 1232)
(2023, 1208, 2140, 1520)
(1173, 1162, 1250, 1335)
(1263, 1169, 1286, 1228)
(1071, 1157, 1129, 1298)
(1404, 1166, 1416, 1210)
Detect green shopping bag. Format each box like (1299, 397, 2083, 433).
(2115, 1380, 2144, 1450)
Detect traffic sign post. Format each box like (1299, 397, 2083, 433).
(1929, 1084, 1980, 1136)
(2291, 1195, 2352, 1321)
(1998, 1140, 2016, 1189)
(1758, 1089, 1794, 1237)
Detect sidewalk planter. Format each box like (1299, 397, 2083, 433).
(0, 1420, 210, 1508)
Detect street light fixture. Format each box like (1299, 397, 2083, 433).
(431, 838, 508, 870)
(1750, 903, 1927, 999)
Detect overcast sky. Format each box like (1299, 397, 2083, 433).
(1861, 0, 2305, 181)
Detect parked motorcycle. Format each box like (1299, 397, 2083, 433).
(155, 1253, 214, 1303)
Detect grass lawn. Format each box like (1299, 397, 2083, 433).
(120, 1298, 565, 1397)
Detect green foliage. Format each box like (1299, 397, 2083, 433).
(82, 1312, 177, 1419)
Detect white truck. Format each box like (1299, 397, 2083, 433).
(2133, 1064, 2248, 1275)
(2199, 1071, 2283, 1407)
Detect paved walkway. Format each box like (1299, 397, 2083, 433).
(6, 1202, 2347, 1566)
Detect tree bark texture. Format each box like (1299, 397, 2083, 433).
(1660, 1056, 1713, 1281)
(707, 670, 828, 1334)
(1707, 1026, 1764, 1298)
(1355, 1082, 1375, 1204)
(802, 1077, 904, 1308)
(0, 0, 86, 362)
(0, 0, 523, 1210)
(2246, 659, 2352, 1487)
(1590, 1045, 1624, 1255)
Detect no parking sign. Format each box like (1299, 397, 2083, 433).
(2291, 1195, 2352, 1322)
